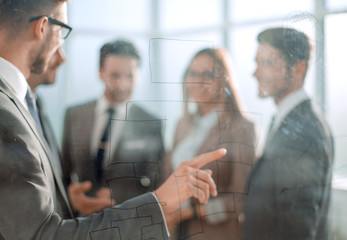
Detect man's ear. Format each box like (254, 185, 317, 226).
(291, 60, 307, 80)
(32, 16, 49, 40)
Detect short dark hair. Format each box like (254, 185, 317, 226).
(99, 39, 141, 68)
(257, 27, 312, 69)
(0, 0, 67, 31)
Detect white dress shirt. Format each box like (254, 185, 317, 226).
(90, 96, 127, 163)
(171, 110, 230, 223)
(0, 57, 28, 110)
(171, 110, 218, 170)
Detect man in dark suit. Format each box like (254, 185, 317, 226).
(62, 40, 166, 210)
(242, 27, 334, 240)
(0, 0, 226, 239)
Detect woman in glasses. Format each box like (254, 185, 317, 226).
(162, 48, 257, 240)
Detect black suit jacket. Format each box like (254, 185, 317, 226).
(242, 99, 334, 240)
(62, 100, 165, 204)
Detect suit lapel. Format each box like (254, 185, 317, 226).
(251, 100, 311, 180)
(37, 96, 63, 176)
(0, 79, 73, 217)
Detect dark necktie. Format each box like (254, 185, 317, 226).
(95, 108, 115, 183)
(25, 89, 44, 134)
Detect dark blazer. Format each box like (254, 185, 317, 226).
(163, 110, 257, 240)
(242, 99, 334, 240)
(0, 78, 169, 239)
(62, 100, 165, 204)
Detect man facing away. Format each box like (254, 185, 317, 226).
(0, 0, 226, 239)
(62, 40, 165, 212)
(242, 27, 334, 240)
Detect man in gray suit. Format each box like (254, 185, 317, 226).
(0, 0, 226, 239)
(242, 27, 334, 239)
(62, 40, 165, 211)
(28, 47, 114, 216)
(27, 48, 66, 177)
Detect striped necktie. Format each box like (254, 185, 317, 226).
(25, 89, 43, 134)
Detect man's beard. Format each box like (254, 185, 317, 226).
(31, 57, 46, 74)
(30, 38, 51, 74)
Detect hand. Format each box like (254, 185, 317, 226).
(67, 181, 116, 215)
(154, 148, 226, 220)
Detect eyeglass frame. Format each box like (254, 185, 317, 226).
(29, 15, 72, 39)
(185, 70, 223, 82)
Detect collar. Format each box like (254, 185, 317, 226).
(271, 88, 309, 134)
(95, 95, 126, 117)
(0, 56, 28, 105)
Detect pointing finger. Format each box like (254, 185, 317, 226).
(184, 148, 227, 169)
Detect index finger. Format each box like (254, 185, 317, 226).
(184, 148, 227, 169)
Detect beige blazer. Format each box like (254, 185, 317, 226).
(163, 110, 257, 240)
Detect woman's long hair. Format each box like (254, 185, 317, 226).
(183, 47, 244, 117)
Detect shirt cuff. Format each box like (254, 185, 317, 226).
(150, 192, 170, 237)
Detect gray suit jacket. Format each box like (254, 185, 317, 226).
(242, 99, 334, 240)
(0, 78, 169, 240)
(62, 100, 165, 204)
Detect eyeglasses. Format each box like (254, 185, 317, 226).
(29, 15, 72, 39)
(186, 70, 221, 81)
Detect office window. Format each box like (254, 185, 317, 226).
(160, 0, 222, 31)
(230, 0, 313, 22)
(326, 13, 347, 170)
(69, 0, 149, 31)
(327, 0, 347, 11)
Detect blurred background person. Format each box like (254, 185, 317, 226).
(242, 27, 334, 240)
(62, 39, 165, 214)
(162, 48, 257, 239)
